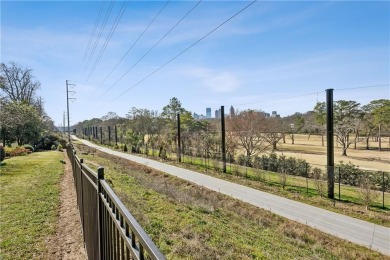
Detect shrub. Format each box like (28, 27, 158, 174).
(268, 153, 278, 172)
(123, 144, 128, 152)
(51, 144, 57, 150)
(295, 159, 309, 177)
(58, 139, 67, 148)
(57, 144, 63, 151)
(23, 144, 34, 152)
(0, 145, 5, 162)
(35, 135, 59, 150)
(6, 147, 28, 157)
(337, 161, 363, 187)
(237, 154, 246, 166)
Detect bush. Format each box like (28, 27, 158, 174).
(237, 154, 246, 166)
(123, 144, 128, 152)
(337, 161, 363, 187)
(0, 145, 5, 162)
(58, 139, 67, 148)
(57, 144, 63, 151)
(268, 153, 278, 172)
(23, 144, 34, 152)
(5, 147, 28, 157)
(35, 135, 59, 150)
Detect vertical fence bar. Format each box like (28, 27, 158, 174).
(100, 127, 103, 144)
(221, 106, 226, 173)
(383, 171, 385, 209)
(326, 88, 335, 199)
(177, 113, 181, 163)
(97, 167, 104, 260)
(115, 125, 118, 146)
(338, 167, 341, 201)
(108, 126, 111, 145)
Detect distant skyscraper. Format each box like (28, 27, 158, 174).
(230, 105, 235, 116)
(206, 108, 211, 118)
(215, 108, 221, 119)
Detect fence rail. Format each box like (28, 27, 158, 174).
(67, 144, 165, 260)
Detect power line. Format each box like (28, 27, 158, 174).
(86, 1, 128, 82)
(98, 0, 257, 111)
(83, 0, 105, 62)
(334, 83, 389, 92)
(235, 91, 324, 107)
(98, 0, 202, 97)
(94, 1, 169, 91)
(234, 83, 390, 107)
(84, 0, 115, 79)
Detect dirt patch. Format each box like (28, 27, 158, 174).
(46, 151, 87, 259)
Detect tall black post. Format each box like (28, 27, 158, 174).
(115, 125, 118, 146)
(108, 126, 111, 144)
(100, 127, 103, 144)
(96, 126, 98, 140)
(221, 106, 226, 173)
(326, 88, 334, 199)
(177, 113, 181, 162)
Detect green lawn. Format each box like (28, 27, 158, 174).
(75, 145, 386, 259)
(0, 151, 64, 260)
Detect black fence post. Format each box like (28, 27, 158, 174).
(97, 167, 104, 260)
(108, 126, 111, 145)
(221, 106, 226, 173)
(326, 88, 335, 199)
(100, 127, 103, 144)
(114, 125, 118, 146)
(95, 126, 98, 140)
(177, 113, 181, 163)
(383, 171, 385, 209)
(305, 163, 309, 194)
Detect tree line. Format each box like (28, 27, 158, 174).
(75, 97, 389, 161)
(1, 62, 57, 148)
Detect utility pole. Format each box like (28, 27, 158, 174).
(66, 80, 76, 142)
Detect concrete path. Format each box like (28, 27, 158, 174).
(74, 136, 390, 256)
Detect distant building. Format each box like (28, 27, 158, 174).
(271, 111, 280, 118)
(230, 105, 235, 116)
(206, 108, 211, 119)
(193, 112, 200, 120)
(215, 108, 221, 119)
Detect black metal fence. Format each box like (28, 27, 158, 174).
(67, 144, 165, 260)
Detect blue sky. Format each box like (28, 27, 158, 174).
(1, 1, 389, 126)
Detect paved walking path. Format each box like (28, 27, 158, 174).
(74, 136, 390, 256)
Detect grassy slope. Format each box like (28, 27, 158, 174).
(0, 151, 64, 260)
(82, 140, 390, 227)
(77, 146, 386, 259)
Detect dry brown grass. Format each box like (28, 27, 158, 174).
(74, 143, 388, 259)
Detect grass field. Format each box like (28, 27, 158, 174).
(73, 144, 387, 259)
(79, 137, 389, 227)
(278, 134, 389, 171)
(0, 151, 64, 259)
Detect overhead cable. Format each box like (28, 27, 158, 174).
(98, 0, 202, 97)
(98, 0, 257, 111)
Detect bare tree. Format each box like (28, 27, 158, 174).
(263, 118, 284, 151)
(334, 100, 362, 156)
(226, 110, 268, 158)
(0, 62, 40, 104)
(358, 173, 379, 211)
(312, 167, 326, 197)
